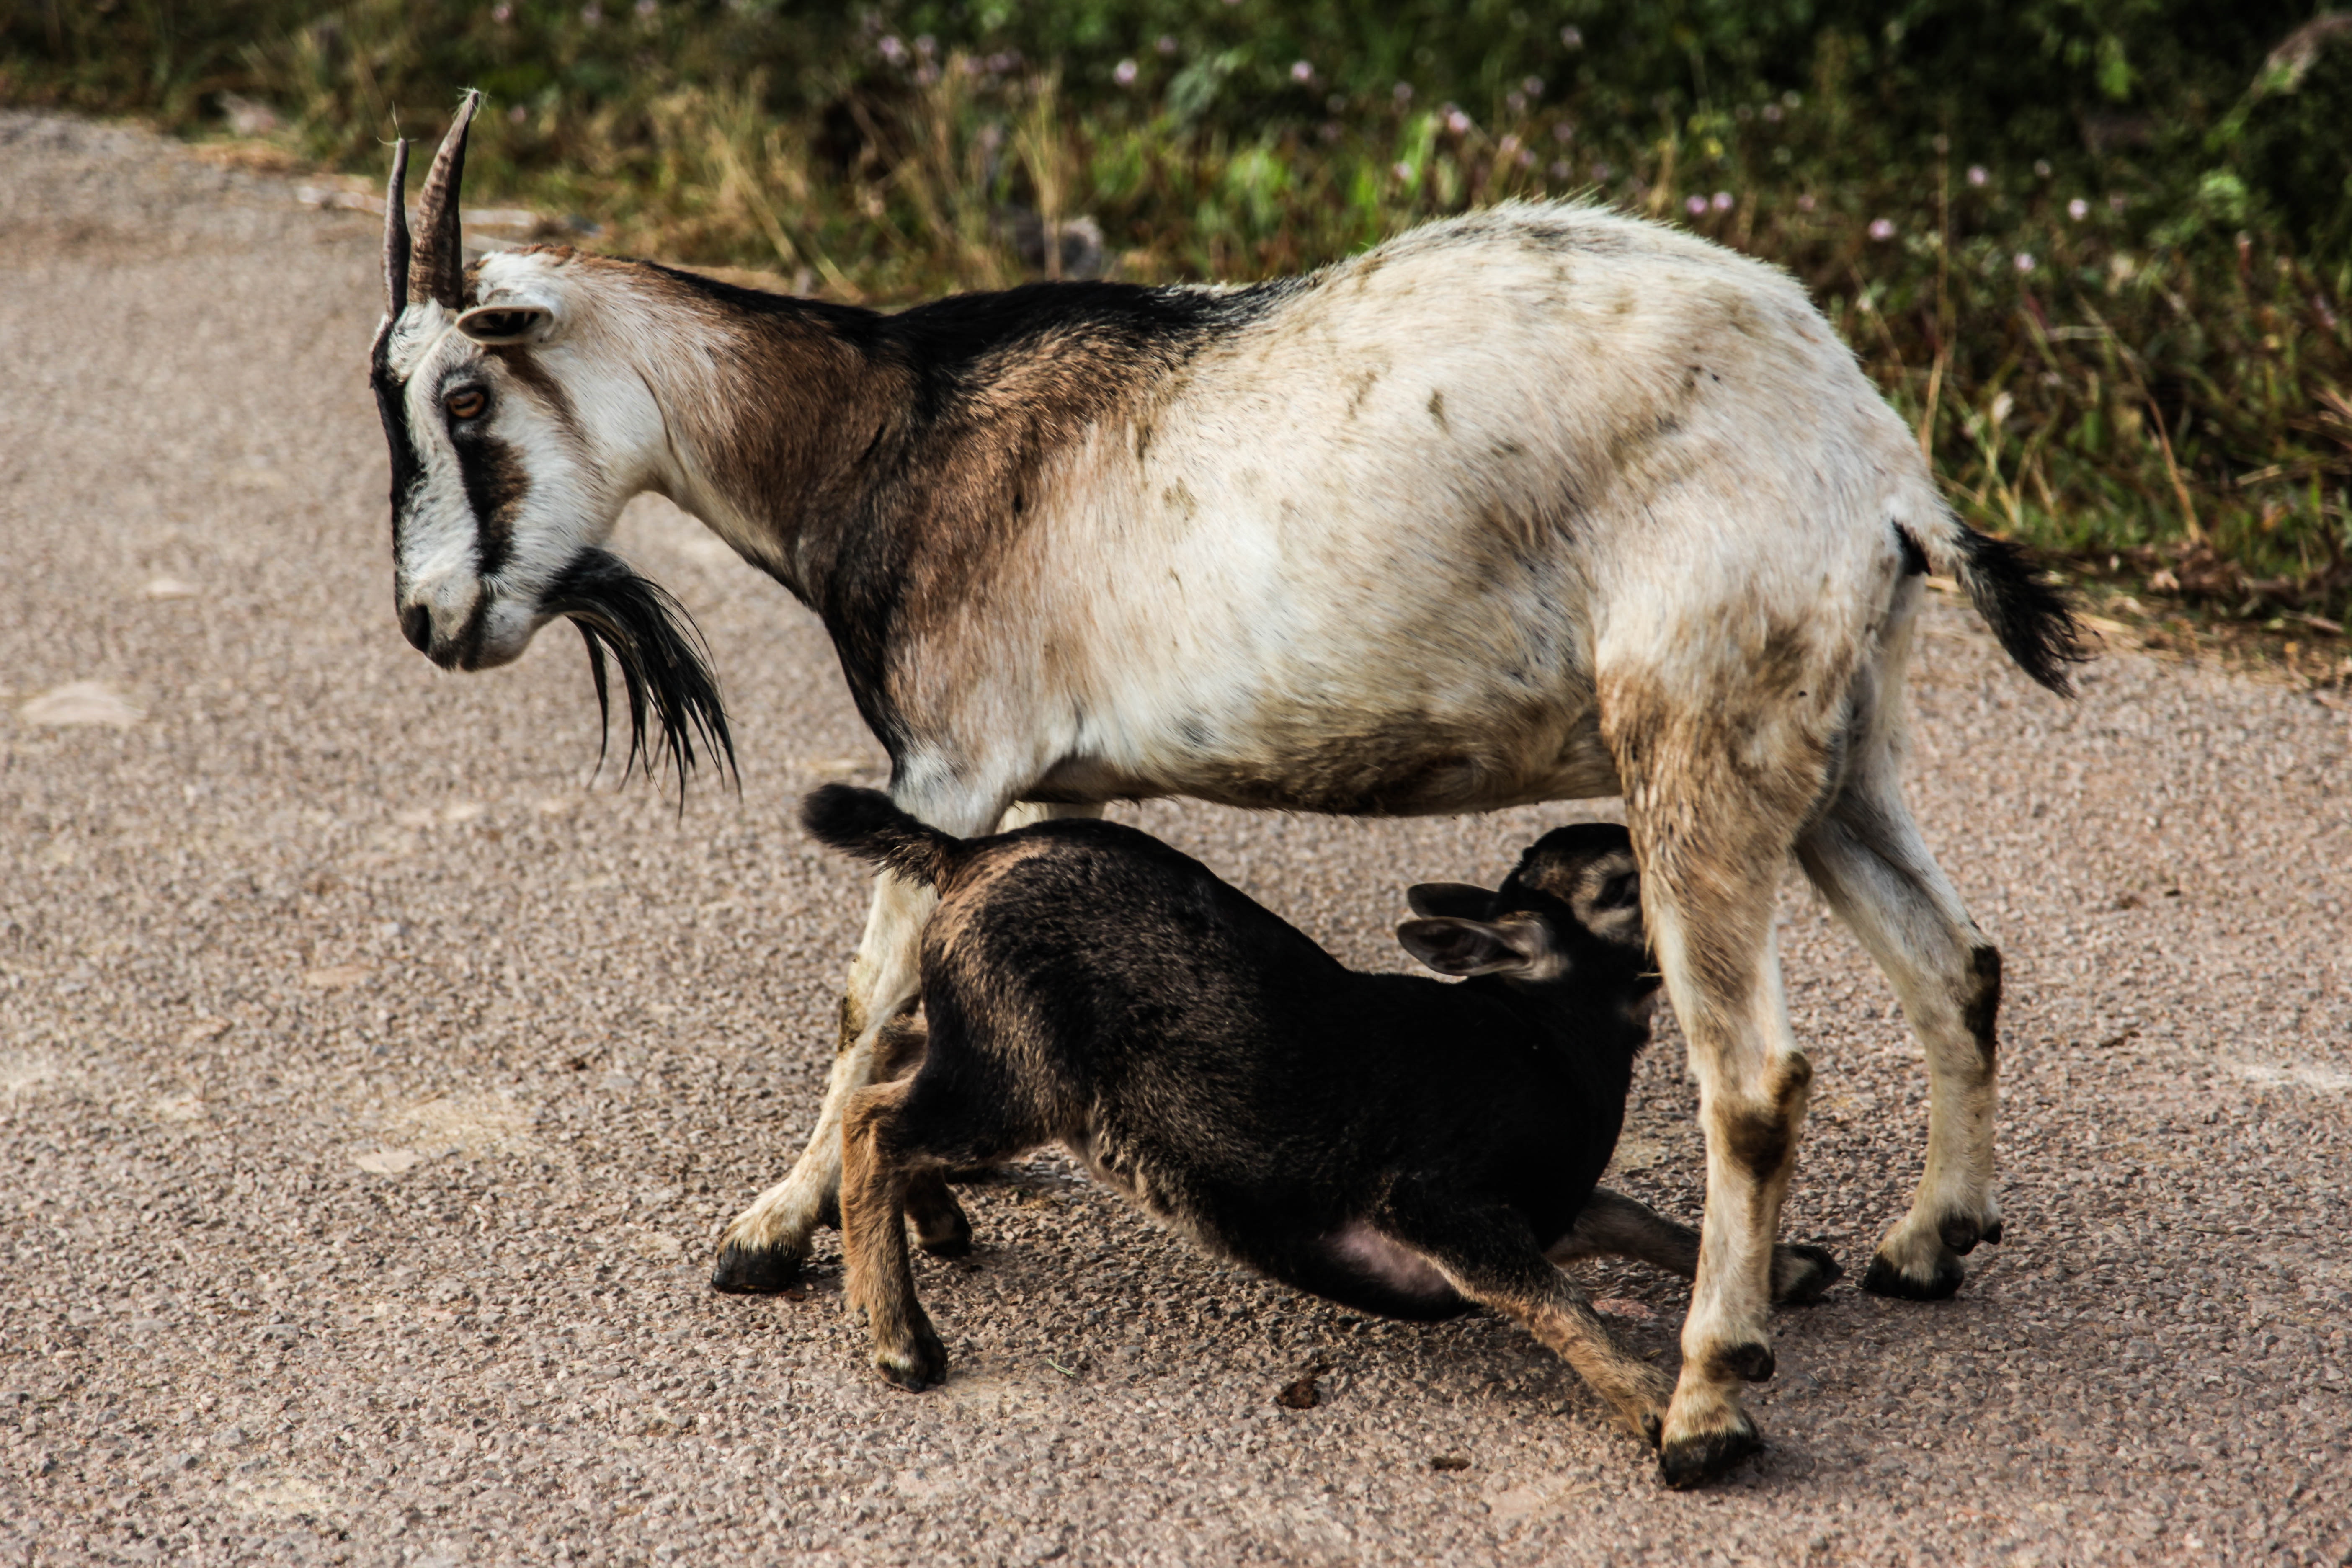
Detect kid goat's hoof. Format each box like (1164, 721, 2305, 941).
(1657, 1415, 1764, 1489)
(1774, 1243, 1844, 1306)
(709, 1240, 804, 1295)
(873, 1328, 949, 1392)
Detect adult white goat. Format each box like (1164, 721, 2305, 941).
(371, 95, 2080, 1485)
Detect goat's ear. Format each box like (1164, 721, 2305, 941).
(1568, 854, 1646, 949)
(455, 302, 555, 345)
(1406, 882, 1495, 920)
(1397, 916, 1563, 980)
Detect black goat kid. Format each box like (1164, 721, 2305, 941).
(802, 786, 1839, 1462)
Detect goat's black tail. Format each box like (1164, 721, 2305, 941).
(800, 784, 968, 889)
(1901, 518, 2091, 697)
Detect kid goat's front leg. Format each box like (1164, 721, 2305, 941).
(1376, 1184, 1672, 1445)
(1605, 677, 1828, 1488)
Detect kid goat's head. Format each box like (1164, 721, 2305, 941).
(1397, 823, 1656, 1009)
(370, 93, 730, 788)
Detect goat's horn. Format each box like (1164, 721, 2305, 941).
(382, 135, 411, 318)
(409, 89, 480, 310)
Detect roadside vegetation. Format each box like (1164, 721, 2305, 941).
(8, 2, 2351, 634)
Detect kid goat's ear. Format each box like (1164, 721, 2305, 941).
(454, 302, 555, 344)
(1397, 916, 1565, 980)
(1406, 882, 1495, 919)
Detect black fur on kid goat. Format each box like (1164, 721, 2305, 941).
(800, 784, 1840, 1464)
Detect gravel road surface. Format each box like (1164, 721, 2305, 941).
(3, 113, 2349, 1565)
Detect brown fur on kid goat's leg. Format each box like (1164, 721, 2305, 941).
(1377, 1188, 1672, 1445)
(840, 1079, 947, 1390)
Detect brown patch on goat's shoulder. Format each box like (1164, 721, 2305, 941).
(885, 326, 1210, 671)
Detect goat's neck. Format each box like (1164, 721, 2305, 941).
(628, 279, 895, 606)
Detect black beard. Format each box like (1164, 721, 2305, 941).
(542, 549, 736, 799)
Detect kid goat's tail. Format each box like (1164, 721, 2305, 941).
(800, 784, 968, 888)
(1898, 508, 2090, 697)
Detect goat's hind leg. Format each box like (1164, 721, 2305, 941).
(1797, 770, 2004, 1301)
(1602, 668, 1830, 1486)
(1550, 1189, 1842, 1305)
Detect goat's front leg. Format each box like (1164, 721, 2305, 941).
(1376, 1184, 1672, 1445)
(711, 868, 934, 1292)
(839, 1077, 947, 1389)
(1549, 1189, 1841, 1305)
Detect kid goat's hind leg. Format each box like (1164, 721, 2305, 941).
(1603, 670, 1832, 1487)
(840, 1004, 1051, 1391)
(712, 799, 1099, 1293)
(839, 1076, 947, 1390)
(1797, 743, 2004, 1301)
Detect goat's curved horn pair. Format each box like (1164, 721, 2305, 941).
(382, 89, 480, 316)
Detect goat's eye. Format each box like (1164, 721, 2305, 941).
(1594, 872, 1640, 910)
(444, 388, 488, 422)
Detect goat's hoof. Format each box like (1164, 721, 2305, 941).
(1773, 1244, 1843, 1306)
(709, 1240, 804, 1295)
(1861, 1248, 1965, 1302)
(1657, 1414, 1763, 1489)
(873, 1327, 948, 1392)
